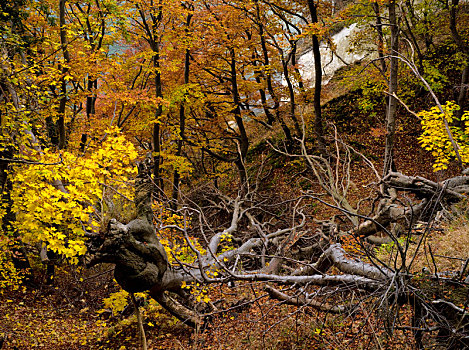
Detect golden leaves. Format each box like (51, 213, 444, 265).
(418, 101, 469, 171)
(7, 129, 138, 263)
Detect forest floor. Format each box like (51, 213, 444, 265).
(2, 87, 468, 349)
(1, 219, 468, 349)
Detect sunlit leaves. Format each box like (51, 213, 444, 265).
(153, 202, 204, 264)
(100, 288, 130, 315)
(7, 129, 138, 263)
(0, 237, 24, 292)
(418, 101, 469, 171)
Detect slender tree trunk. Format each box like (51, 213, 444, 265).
(147, 1, 164, 190)
(131, 293, 148, 350)
(253, 0, 293, 144)
(307, 0, 325, 153)
(152, 61, 163, 187)
(153, 121, 161, 185)
(172, 11, 193, 207)
(402, 2, 424, 71)
(292, 41, 307, 102)
(0, 148, 13, 234)
(383, 0, 399, 177)
(229, 48, 249, 188)
(79, 78, 97, 152)
(58, 0, 70, 150)
(373, 2, 387, 75)
(286, 41, 302, 136)
(254, 0, 293, 146)
(78, 2, 105, 152)
(455, 65, 469, 123)
(248, 30, 275, 126)
(253, 60, 275, 125)
(449, 0, 469, 123)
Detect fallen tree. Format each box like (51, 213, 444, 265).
(87, 156, 469, 348)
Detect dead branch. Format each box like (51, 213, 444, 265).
(265, 285, 351, 313)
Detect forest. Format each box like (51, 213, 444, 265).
(1, 0, 469, 348)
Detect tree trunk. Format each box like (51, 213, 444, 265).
(449, 0, 469, 124)
(136, 1, 164, 189)
(373, 2, 386, 75)
(284, 41, 302, 136)
(58, 0, 70, 150)
(307, 0, 325, 153)
(229, 48, 249, 189)
(254, 0, 293, 146)
(456, 64, 469, 124)
(383, 0, 399, 177)
(131, 293, 148, 350)
(172, 11, 192, 208)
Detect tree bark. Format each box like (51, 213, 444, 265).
(285, 41, 302, 136)
(229, 48, 249, 188)
(373, 2, 387, 75)
(254, 0, 293, 145)
(383, 0, 399, 177)
(137, 1, 164, 189)
(449, 0, 469, 123)
(131, 293, 148, 350)
(307, 0, 325, 153)
(58, 0, 70, 150)
(172, 10, 193, 208)
(88, 161, 168, 293)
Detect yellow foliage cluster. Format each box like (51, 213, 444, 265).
(153, 202, 206, 264)
(152, 204, 237, 304)
(162, 153, 193, 177)
(0, 237, 24, 293)
(181, 280, 212, 303)
(418, 101, 469, 171)
(101, 289, 130, 315)
(218, 232, 234, 254)
(4, 128, 138, 264)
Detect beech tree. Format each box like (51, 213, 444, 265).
(1, 0, 469, 348)
(85, 141, 469, 347)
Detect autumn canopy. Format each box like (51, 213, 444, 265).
(1, 0, 469, 348)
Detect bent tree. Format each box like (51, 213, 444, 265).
(1, 0, 469, 348)
(87, 148, 469, 347)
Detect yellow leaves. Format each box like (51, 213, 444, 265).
(418, 101, 469, 171)
(219, 232, 235, 254)
(462, 110, 469, 122)
(6, 129, 138, 263)
(90, 128, 139, 183)
(0, 237, 25, 292)
(163, 154, 193, 176)
(100, 289, 130, 315)
(69, 240, 87, 256)
(154, 201, 205, 264)
(182, 280, 212, 303)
